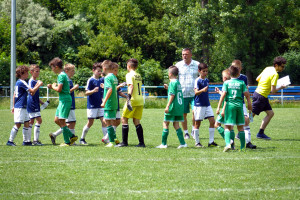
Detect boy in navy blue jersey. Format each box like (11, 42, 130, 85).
(193, 63, 218, 147)
(80, 62, 106, 145)
(7, 65, 43, 146)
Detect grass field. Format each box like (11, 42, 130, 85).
(0, 108, 300, 199)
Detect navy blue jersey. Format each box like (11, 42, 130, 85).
(194, 77, 210, 107)
(14, 79, 30, 108)
(27, 78, 40, 112)
(238, 74, 248, 103)
(86, 76, 104, 109)
(69, 78, 75, 110)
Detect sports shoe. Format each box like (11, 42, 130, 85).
(208, 141, 219, 147)
(127, 100, 133, 111)
(156, 144, 167, 149)
(60, 143, 70, 147)
(231, 142, 235, 150)
(70, 135, 78, 145)
(135, 143, 146, 148)
(105, 142, 114, 147)
(223, 145, 231, 152)
(102, 138, 109, 144)
(6, 141, 16, 146)
(114, 138, 120, 145)
(256, 133, 271, 140)
(239, 148, 246, 152)
(184, 133, 190, 139)
(49, 133, 56, 145)
(177, 143, 188, 149)
(33, 140, 43, 146)
(246, 142, 257, 149)
(115, 142, 128, 147)
(195, 143, 203, 148)
(80, 138, 88, 145)
(22, 141, 32, 146)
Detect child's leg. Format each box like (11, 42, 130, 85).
(68, 122, 76, 135)
(194, 120, 201, 144)
(237, 125, 246, 150)
(208, 117, 215, 144)
(244, 116, 251, 143)
(100, 117, 107, 137)
(28, 118, 34, 139)
(81, 119, 94, 139)
(106, 119, 115, 143)
(174, 122, 185, 145)
(121, 117, 129, 145)
(215, 121, 225, 139)
(224, 125, 232, 147)
(59, 119, 73, 144)
(162, 121, 170, 145)
(9, 123, 21, 142)
(133, 118, 144, 145)
(34, 117, 42, 142)
(23, 121, 31, 142)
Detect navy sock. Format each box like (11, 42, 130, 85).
(259, 129, 264, 134)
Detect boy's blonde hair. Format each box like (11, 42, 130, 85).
(29, 64, 40, 71)
(112, 62, 119, 69)
(232, 59, 242, 69)
(102, 60, 113, 70)
(222, 69, 230, 80)
(64, 63, 75, 71)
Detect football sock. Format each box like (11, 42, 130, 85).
(184, 129, 188, 134)
(194, 129, 200, 144)
(69, 129, 75, 135)
(9, 125, 18, 142)
(136, 124, 144, 144)
(209, 128, 215, 143)
(34, 123, 41, 141)
(239, 131, 246, 149)
(23, 127, 30, 142)
(224, 130, 231, 146)
(162, 128, 169, 145)
(258, 129, 264, 134)
(107, 125, 115, 143)
(191, 126, 195, 135)
(217, 126, 225, 139)
(62, 126, 73, 144)
(122, 125, 129, 144)
(81, 125, 90, 139)
(244, 126, 251, 143)
(28, 124, 32, 137)
(176, 128, 185, 145)
(53, 128, 62, 137)
(102, 127, 107, 137)
(230, 130, 235, 141)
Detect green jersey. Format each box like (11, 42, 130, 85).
(103, 73, 118, 110)
(222, 78, 247, 108)
(57, 71, 71, 102)
(166, 79, 184, 116)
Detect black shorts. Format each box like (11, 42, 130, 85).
(252, 92, 272, 115)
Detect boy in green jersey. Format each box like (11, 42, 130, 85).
(156, 66, 187, 149)
(216, 65, 252, 152)
(101, 60, 119, 147)
(47, 57, 78, 146)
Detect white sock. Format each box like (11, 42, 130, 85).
(53, 128, 62, 137)
(70, 129, 75, 135)
(194, 129, 200, 144)
(184, 130, 188, 134)
(81, 125, 90, 139)
(103, 133, 109, 140)
(34, 123, 41, 141)
(23, 127, 30, 142)
(9, 125, 19, 142)
(244, 126, 251, 143)
(113, 126, 117, 131)
(102, 127, 107, 137)
(209, 128, 215, 144)
(28, 124, 33, 138)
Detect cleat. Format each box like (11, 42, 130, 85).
(115, 142, 128, 147)
(195, 143, 203, 148)
(114, 138, 120, 145)
(59, 143, 70, 147)
(256, 133, 271, 140)
(70, 135, 78, 145)
(79, 138, 88, 145)
(127, 100, 133, 111)
(22, 141, 33, 146)
(49, 133, 56, 145)
(102, 138, 109, 144)
(231, 142, 235, 150)
(235, 134, 240, 140)
(208, 141, 219, 147)
(6, 141, 16, 146)
(246, 142, 257, 149)
(71, 142, 78, 146)
(239, 148, 246, 152)
(223, 145, 231, 152)
(33, 140, 43, 146)
(184, 133, 190, 139)
(177, 143, 188, 149)
(135, 143, 146, 148)
(105, 142, 114, 147)
(156, 144, 167, 149)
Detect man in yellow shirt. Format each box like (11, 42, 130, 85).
(252, 56, 286, 140)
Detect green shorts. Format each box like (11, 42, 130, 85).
(164, 114, 184, 122)
(104, 110, 117, 120)
(183, 97, 194, 114)
(224, 105, 245, 126)
(216, 113, 224, 124)
(55, 100, 71, 119)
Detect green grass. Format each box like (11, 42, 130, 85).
(0, 108, 300, 199)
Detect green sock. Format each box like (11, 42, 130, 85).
(162, 128, 169, 145)
(230, 130, 235, 142)
(224, 130, 231, 146)
(107, 126, 115, 143)
(239, 131, 246, 149)
(217, 126, 225, 139)
(176, 128, 185, 145)
(62, 126, 73, 144)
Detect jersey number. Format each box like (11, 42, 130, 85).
(137, 83, 141, 95)
(178, 92, 182, 105)
(15, 86, 19, 98)
(232, 90, 237, 99)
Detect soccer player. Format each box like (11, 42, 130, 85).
(47, 57, 78, 146)
(193, 63, 218, 148)
(49, 64, 79, 145)
(156, 66, 187, 149)
(7, 65, 43, 146)
(79, 62, 106, 145)
(116, 58, 145, 147)
(252, 56, 286, 140)
(216, 65, 252, 152)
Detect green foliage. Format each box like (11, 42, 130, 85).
(0, 53, 10, 86)
(281, 50, 300, 84)
(72, 67, 93, 86)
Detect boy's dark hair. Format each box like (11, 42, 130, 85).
(93, 62, 102, 70)
(168, 65, 178, 76)
(29, 64, 39, 71)
(127, 58, 138, 69)
(182, 48, 192, 53)
(273, 56, 286, 66)
(198, 63, 208, 71)
(102, 60, 113, 70)
(49, 57, 63, 69)
(16, 65, 29, 78)
(229, 65, 239, 77)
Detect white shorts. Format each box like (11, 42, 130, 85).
(66, 109, 76, 123)
(87, 108, 104, 119)
(14, 108, 30, 123)
(116, 111, 121, 119)
(28, 112, 41, 119)
(193, 106, 214, 121)
(243, 104, 248, 116)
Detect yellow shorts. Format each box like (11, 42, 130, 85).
(122, 105, 143, 120)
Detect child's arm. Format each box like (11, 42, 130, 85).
(215, 87, 223, 95)
(11, 92, 15, 113)
(194, 86, 208, 96)
(220, 101, 226, 117)
(270, 85, 286, 94)
(127, 84, 134, 99)
(216, 91, 226, 115)
(165, 94, 175, 113)
(49, 83, 63, 93)
(70, 84, 79, 93)
(117, 82, 126, 90)
(244, 91, 252, 112)
(163, 84, 168, 90)
(101, 88, 112, 108)
(118, 91, 127, 98)
(85, 87, 99, 96)
(28, 80, 43, 96)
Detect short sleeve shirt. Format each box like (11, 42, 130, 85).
(255, 67, 279, 98)
(166, 79, 184, 116)
(27, 78, 40, 112)
(104, 73, 118, 110)
(194, 77, 210, 107)
(57, 72, 71, 102)
(126, 71, 144, 106)
(222, 78, 247, 108)
(237, 74, 248, 103)
(86, 76, 104, 108)
(14, 79, 29, 108)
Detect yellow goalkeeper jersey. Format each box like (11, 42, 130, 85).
(255, 66, 279, 98)
(126, 70, 144, 106)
